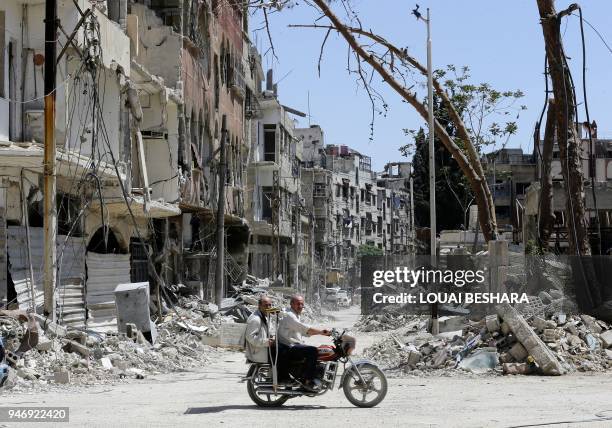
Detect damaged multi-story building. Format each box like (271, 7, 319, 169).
(525, 121, 612, 252)
(0, 0, 258, 329)
(297, 126, 414, 288)
(129, 0, 252, 301)
(244, 70, 312, 291)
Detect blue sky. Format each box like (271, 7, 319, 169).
(250, 1, 612, 171)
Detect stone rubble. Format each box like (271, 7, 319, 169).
(362, 298, 612, 377)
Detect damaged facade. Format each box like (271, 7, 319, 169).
(0, 0, 414, 327)
(0, 0, 256, 327)
(297, 127, 415, 288)
(525, 122, 612, 252)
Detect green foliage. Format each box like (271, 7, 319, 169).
(400, 65, 526, 156)
(399, 65, 526, 232)
(357, 244, 383, 257)
(525, 239, 546, 255)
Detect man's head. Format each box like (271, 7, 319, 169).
(290, 294, 305, 315)
(258, 295, 273, 313)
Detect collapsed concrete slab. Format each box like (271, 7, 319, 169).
(496, 303, 564, 375)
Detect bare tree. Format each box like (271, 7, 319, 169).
(536, 0, 590, 256)
(257, 0, 500, 241)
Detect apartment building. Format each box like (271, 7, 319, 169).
(296, 127, 414, 286)
(244, 71, 308, 288)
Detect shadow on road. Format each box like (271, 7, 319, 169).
(184, 404, 349, 414)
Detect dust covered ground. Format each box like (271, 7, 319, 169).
(2, 306, 612, 428)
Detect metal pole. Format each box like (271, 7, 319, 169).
(215, 115, 227, 306)
(409, 172, 415, 246)
(426, 8, 439, 335)
(426, 8, 435, 267)
(43, 0, 57, 320)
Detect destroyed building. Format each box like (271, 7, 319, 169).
(482, 148, 536, 242)
(296, 130, 415, 287)
(0, 0, 260, 326)
(525, 121, 612, 252)
(244, 70, 310, 290)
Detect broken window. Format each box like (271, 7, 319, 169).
(263, 124, 276, 161)
(342, 180, 349, 199)
(261, 187, 273, 222)
(130, 239, 149, 283)
(313, 183, 326, 197)
(148, 0, 182, 32)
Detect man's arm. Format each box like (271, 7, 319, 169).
(306, 327, 331, 337)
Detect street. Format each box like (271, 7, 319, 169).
(3, 306, 612, 428)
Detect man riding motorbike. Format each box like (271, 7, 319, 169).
(277, 294, 331, 391)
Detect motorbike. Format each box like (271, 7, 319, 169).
(244, 328, 387, 408)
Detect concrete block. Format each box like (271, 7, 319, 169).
(114, 282, 157, 344)
(501, 321, 511, 336)
(35, 337, 53, 352)
(503, 362, 529, 375)
(509, 343, 528, 361)
(201, 323, 247, 349)
(600, 330, 612, 348)
(497, 303, 564, 375)
(580, 315, 602, 334)
(62, 340, 90, 357)
(542, 328, 562, 343)
(54, 370, 70, 384)
(485, 315, 501, 333)
(488, 240, 509, 266)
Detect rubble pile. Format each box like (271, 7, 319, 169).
(363, 301, 612, 376)
(0, 302, 228, 392)
(356, 313, 421, 332)
(0, 279, 326, 392)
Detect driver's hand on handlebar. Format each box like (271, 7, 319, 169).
(268, 337, 276, 346)
(322, 329, 332, 336)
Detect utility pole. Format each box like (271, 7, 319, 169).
(413, 5, 438, 334)
(43, 0, 58, 319)
(215, 115, 227, 306)
(409, 172, 415, 247)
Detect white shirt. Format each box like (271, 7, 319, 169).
(277, 308, 311, 346)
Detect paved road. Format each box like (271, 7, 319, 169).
(3, 307, 612, 428)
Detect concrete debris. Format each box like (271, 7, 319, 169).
(363, 301, 612, 377)
(0, 277, 326, 392)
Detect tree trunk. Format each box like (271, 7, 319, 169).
(536, 0, 590, 256)
(539, 99, 556, 247)
(311, 0, 497, 241)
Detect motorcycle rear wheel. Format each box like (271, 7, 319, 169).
(342, 364, 387, 408)
(246, 368, 290, 408)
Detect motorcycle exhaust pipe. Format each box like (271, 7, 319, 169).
(255, 387, 304, 396)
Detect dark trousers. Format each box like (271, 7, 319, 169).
(278, 343, 318, 382)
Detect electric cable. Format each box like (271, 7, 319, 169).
(578, 6, 601, 254)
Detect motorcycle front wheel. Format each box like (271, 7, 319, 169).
(342, 364, 388, 408)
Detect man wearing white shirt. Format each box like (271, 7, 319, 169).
(277, 295, 331, 390)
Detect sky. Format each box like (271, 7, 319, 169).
(249, 0, 612, 171)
